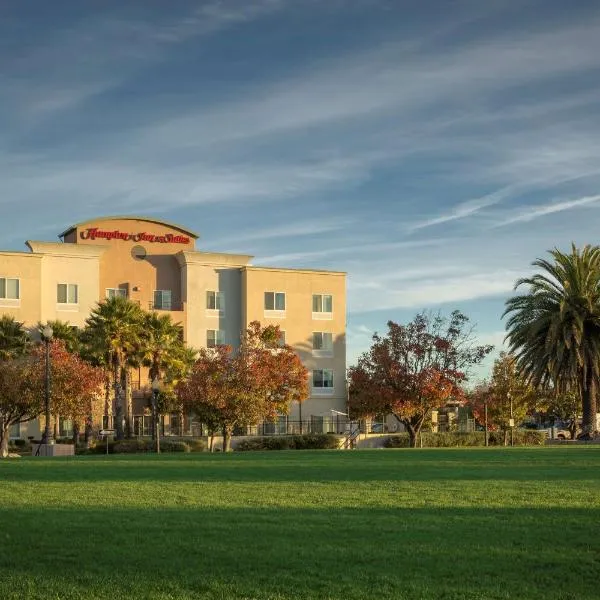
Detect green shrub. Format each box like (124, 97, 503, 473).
(236, 434, 342, 451)
(113, 439, 150, 454)
(159, 441, 190, 453)
(383, 430, 547, 448)
(12, 438, 30, 449)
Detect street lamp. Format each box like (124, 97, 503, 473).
(41, 325, 54, 445)
(151, 377, 161, 454)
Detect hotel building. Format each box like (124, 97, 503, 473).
(1, 216, 346, 439)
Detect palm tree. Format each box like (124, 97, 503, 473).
(141, 312, 196, 438)
(0, 316, 31, 360)
(36, 320, 81, 354)
(84, 297, 146, 439)
(503, 244, 600, 438)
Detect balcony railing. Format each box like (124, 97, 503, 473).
(148, 301, 183, 312)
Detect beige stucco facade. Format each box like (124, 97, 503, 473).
(1, 216, 347, 438)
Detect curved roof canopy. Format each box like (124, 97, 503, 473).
(59, 215, 199, 240)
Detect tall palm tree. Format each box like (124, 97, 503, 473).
(503, 244, 600, 437)
(84, 297, 145, 439)
(0, 315, 31, 360)
(141, 313, 195, 437)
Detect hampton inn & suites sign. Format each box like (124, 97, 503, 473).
(80, 228, 190, 244)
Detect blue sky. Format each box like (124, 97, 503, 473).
(2, 0, 600, 379)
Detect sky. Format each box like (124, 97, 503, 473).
(2, 0, 600, 380)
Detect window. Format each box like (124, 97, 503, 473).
(206, 291, 225, 311)
(106, 288, 127, 299)
(57, 283, 78, 304)
(153, 290, 172, 310)
(312, 332, 333, 355)
(312, 294, 333, 314)
(313, 369, 334, 390)
(264, 291, 286, 311)
(278, 330, 286, 346)
(0, 277, 19, 300)
(206, 329, 225, 348)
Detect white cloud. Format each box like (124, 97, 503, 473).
(494, 194, 600, 227)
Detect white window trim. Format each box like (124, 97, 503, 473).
(312, 293, 333, 320)
(206, 329, 225, 348)
(264, 291, 286, 318)
(312, 369, 335, 395)
(56, 283, 79, 311)
(206, 291, 226, 317)
(0, 277, 21, 307)
(106, 287, 128, 299)
(312, 332, 334, 358)
(153, 289, 173, 311)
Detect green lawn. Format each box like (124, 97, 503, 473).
(0, 448, 599, 600)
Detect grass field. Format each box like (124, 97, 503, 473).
(0, 448, 599, 600)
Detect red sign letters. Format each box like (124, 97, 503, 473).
(80, 228, 190, 244)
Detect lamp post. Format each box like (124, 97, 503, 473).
(151, 377, 161, 454)
(41, 325, 54, 445)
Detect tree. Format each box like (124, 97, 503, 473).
(178, 322, 308, 451)
(348, 311, 493, 447)
(543, 391, 580, 440)
(37, 320, 81, 354)
(84, 297, 146, 439)
(0, 315, 31, 360)
(469, 353, 541, 444)
(504, 244, 600, 437)
(41, 340, 105, 444)
(0, 357, 43, 457)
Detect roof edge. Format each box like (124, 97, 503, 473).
(58, 215, 199, 240)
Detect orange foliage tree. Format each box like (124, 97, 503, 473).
(37, 340, 105, 442)
(348, 311, 493, 447)
(178, 321, 308, 451)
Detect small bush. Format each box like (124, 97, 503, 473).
(113, 439, 150, 454)
(12, 439, 30, 449)
(236, 434, 342, 451)
(383, 430, 547, 448)
(159, 441, 190, 453)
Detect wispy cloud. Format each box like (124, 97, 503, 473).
(494, 194, 600, 227)
(406, 187, 515, 231)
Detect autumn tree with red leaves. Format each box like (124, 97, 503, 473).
(178, 321, 308, 451)
(0, 340, 104, 456)
(348, 311, 493, 447)
(38, 340, 105, 443)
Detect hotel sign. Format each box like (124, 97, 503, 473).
(80, 228, 190, 244)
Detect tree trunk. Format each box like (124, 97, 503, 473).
(503, 430, 509, 446)
(405, 423, 418, 448)
(72, 422, 80, 446)
(114, 360, 124, 440)
(222, 425, 232, 452)
(581, 374, 597, 438)
(124, 368, 132, 438)
(84, 418, 93, 448)
(0, 424, 9, 458)
(209, 431, 214, 452)
(54, 414, 59, 440)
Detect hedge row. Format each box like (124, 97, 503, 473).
(383, 430, 547, 448)
(86, 438, 205, 454)
(236, 434, 342, 451)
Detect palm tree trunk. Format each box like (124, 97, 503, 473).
(114, 360, 124, 440)
(582, 374, 597, 438)
(124, 368, 132, 438)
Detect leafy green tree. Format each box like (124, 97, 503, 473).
(84, 297, 146, 439)
(504, 244, 600, 437)
(0, 316, 31, 360)
(36, 320, 81, 354)
(543, 391, 580, 440)
(469, 353, 541, 444)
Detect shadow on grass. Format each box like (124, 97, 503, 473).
(0, 504, 598, 600)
